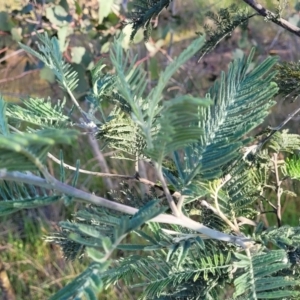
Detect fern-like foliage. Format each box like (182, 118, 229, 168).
(274, 60, 300, 99)
(127, 0, 173, 41)
(128, 3, 252, 61)
(58, 38, 286, 299)
(202, 166, 259, 222)
(198, 4, 253, 60)
(146, 95, 210, 164)
(47, 200, 168, 299)
(0, 95, 78, 215)
(88, 60, 131, 115)
(97, 108, 145, 159)
(49, 262, 108, 300)
(100, 35, 209, 163)
(0, 128, 77, 171)
(0, 180, 61, 216)
(19, 33, 78, 92)
(284, 154, 300, 180)
(259, 225, 300, 270)
(6, 97, 71, 129)
(259, 225, 300, 253)
(46, 198, 166, 257)
(0, 128, 78, 171)
(264, 130, 300, 153)
(3, 6, 300, 298)
(163, 48, 278, 194)
(234, 250, 300, 299)
(100, 238, 233, 300)
(196, 49, 277, 178)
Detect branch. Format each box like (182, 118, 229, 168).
(0, 170, 251, 248)
(242, 0, 300, 37)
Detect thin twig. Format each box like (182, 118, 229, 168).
(260, 210, 277, 214)
(257, 200, 269, 227)
(87, 135, 114, 190)
(269, 106, 300, 132)
(254, 105, 300, 154)
(272, 153, 282, 227)
(267, 27, 284, 52)
(265, 198, 277, 211)
(162, 229, 211, 242)
(48, 151, 182, 199)
(155, 164, 181, 217)
(242, 0, 300, 37)
(47, 152, 162, 188)
(65, 87, 90, 124)
(0, 47, 7, 55)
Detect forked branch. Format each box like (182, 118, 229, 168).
(0, 170, 251, 248)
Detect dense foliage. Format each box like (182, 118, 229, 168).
(2, 0, 300, 299)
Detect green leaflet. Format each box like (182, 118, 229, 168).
(19, 33, 79, 91)
(234, 250, 300, 299)
(0, 129, 78, 171)
(6, 97, 70, 129)
(109, 35, 208, 163)
(0, 95, 9, 136)
(167, 48, 278, 187)
(49, 262, 106, 300)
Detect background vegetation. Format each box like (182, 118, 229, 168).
(1, 0, 300, 299)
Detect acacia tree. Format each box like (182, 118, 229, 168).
(1, 0, 300, 299)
